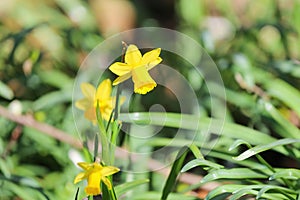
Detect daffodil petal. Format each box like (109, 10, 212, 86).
(125, 45, 142, 65)
(141, 48, 161, 65)
(77, 162, 91, 170)
(109, 62, 132, 76)
(147, 57, 163, 71)
(101, 166, 120, 177)
(74, 172, 88, 184)
(101, 177, 113, 190)
(80, 83, 96, 99)
(96, 79, 112, 100)
(75, 98, 92, 110)
(112, 73, 132, 85)
(84, 107, 96, 122)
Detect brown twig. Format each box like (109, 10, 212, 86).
(0, 105, 82, 148)
(0, 105, 220, 191)
(2, 125, 23, 158)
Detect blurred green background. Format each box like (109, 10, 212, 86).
(0, 0, 299, 199)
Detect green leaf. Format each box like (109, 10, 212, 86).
(262, 101, 300, 139)
(74, 188, 79, 200)
(200, 168, 268, 184)
(189, 143, 204, 159)
(269, 168, 300, 180)
(263, 78, 300, 117)
(135, 191, 197, 200)
(229, 188, 258, 200)
(120, 112, 292, 156)
(0, 158, 11, 178)
(161, 146, 188, 200)
(204, 185, 246, 200)
(115, 179, 149, 197)
(256, 185, 297, 199)
(228, 139, 251, 151)
(38, 69, 73, 89)
(205, 184, 290, 200)
(234, 138, 300, 161)
(0, 80, 13, 100)
(93, 134, 98, 161)
(181, 159, 223, 172)
(119, 112, 277, 145)
(33, 89, 71, 110)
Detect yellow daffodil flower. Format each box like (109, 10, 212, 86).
(74, 162, 120, 196)
(75, 79, 124, 123)
(109, 44, 162, 94)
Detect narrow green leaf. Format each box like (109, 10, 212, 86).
(33, 90, 71, 110)
(229, 189, 258, 200)
(205, 184, 289, 200)
(74, 188, 79, 200)
(204, 185, 245, 200)
(38, 69, 73, 89)
(234, 138, 300, 161)
(134, 191, 197, 200)
(120, 112, 295, 156)
(269, 168, 300, 180)
(115, 179, 149, 197)
(262, 101, 300, 139)
(181, 159, 223, 172)
(201, 168, 268, 184)
(263, 78, 300, 117)
(228, 139, 251, 151)
(120, 112, 277, 145)
(161, 146, 189, 200)
(256, 185, 297, 199)
(0, 158, 11, 178)
(93, 134, 98, 162)
(189, 143, 204, 159)
(0, 80, 13, 100)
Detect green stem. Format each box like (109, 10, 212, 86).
(96, 101, 110, 165)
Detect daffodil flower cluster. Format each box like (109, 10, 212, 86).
(74, 43, 162, 198)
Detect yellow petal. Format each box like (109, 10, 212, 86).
(112, 73, 132, 85)
(141, 48, 161, 66)
(101, 106, 113, 121)
(101, 177, 112, 190)
(132, 66, 157, 94)
(84, 107, 96, 122)
(147, 57, 163, 71)
(125, 44, 142, 66)
(109, 62, 132, 76)
(74, 172, 88, 184)
(77, 162, 91, 170)
(75, 98, 92, 110)
(100, 166, 120, 177)
(80, 83, 95, 99)
(96, 79, 112, 101)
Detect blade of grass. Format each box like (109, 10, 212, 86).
(234, 138, 300, 161)
(200, 168, 268, 184)
(181, 159, 224, 172)
(161, 146, 189, 200)
(269, 168, 300, 180)
(256, 185, 297, 200)
(115, 179, 149, 197)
